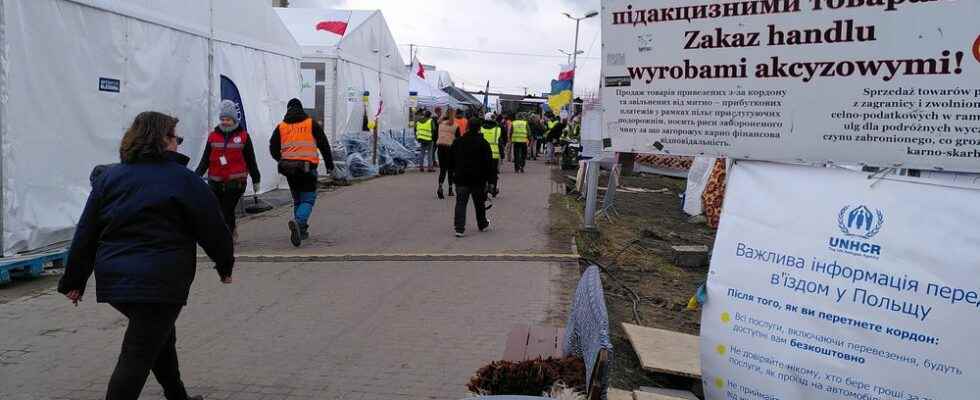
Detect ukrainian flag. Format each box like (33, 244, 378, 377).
(548, 64, 575, 112)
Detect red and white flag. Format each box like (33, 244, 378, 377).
(557, 64, 575, 81)
(412, 57, 426, 79)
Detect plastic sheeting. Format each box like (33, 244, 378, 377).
(331, 131, 419, 180)
(683, 157, 717, 216)
(1, 0, 301, 255)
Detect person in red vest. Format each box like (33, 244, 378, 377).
(270, 98, 334, 247)
(195, 100, 261, 240)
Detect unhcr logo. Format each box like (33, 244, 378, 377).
(828, 205, 884, 259)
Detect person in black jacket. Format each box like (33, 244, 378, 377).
(58, 111, 234, 400)
(451, 116, 494, 237)
(269, 99, 334, 246)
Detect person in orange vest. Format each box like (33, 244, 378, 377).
(269, 98, 334, 247)
(454, 109, 469, 137)
(195, 100, 261, 240)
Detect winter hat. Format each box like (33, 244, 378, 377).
(219, 100, 240, 123)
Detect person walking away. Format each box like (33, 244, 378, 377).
(455, 109, 469, 137)
(501, 114, 513, 162)
(270, 98, 334, 247)
(511, 114, 530, 173)
(58, 111, 234, 400)
(415, 111, 437, 172)
(451, 117, 493, 237)
(195, 100, 260, 241)
(480, 112, 502, 197)
(530, 114, 546, 160)
(545, 117, 566, 164)
(436, 109, 460, 198)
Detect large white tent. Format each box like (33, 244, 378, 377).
(0, 0, 303, 255)
(275, 8, 409, 140)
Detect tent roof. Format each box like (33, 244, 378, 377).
(425, 70, 454, 89)
(274, 8, 375, 57)
(65, 0, 301, 59)
(275, 8, 406, 79)
(409, 73, 457, 108)
(444, 86, 483, 109)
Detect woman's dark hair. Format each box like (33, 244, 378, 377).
(119, 111, 179, 163)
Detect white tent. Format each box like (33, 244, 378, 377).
(425, 70, 455, 90)
(275, 8, 409, 140)
(409, 73, 457, 109)
(0, 0, 303, 255)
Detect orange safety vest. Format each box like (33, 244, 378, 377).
(278, 118, 319, 164)
(207, 129, 249, 182)
(455, 118, 469, 136)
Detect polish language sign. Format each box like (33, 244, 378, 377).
(700, 161, 980, 400)
(601, 0, 980, 172)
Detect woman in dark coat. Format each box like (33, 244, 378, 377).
(58, 111, 235, 400)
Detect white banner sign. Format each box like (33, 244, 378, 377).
(601, 0, 980, 172)
(701, 161, 980, 399)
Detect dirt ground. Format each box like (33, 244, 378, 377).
(548, 166, 716, 395)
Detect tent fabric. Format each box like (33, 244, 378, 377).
(443, 86, 482, 109)
(276, 8, 409, 140)
(1, 0, 301, 255)
(409, 73, 455, 108)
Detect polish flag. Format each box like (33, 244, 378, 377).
(316, 20, 348, 36)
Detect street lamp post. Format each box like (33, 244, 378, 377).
(558, 49, 584, 65)
(562, 10, 598, 113)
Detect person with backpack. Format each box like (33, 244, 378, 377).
(269, 98, 334, 247)
(436, 109, 460, 199)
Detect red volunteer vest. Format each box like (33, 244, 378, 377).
(207, 129, 249, 182)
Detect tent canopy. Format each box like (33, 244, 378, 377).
(409, 73, 458, 109)
(276, 8, 409, 139)
(1, 0, 302, 255)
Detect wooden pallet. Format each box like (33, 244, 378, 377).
(0, 249, 68, 284)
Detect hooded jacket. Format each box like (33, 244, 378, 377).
(451, 120, 494, 186)
(58, 151, 234, 305)
(269, 100, 334, 169)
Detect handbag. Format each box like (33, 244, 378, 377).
(278, 160, 311, 176)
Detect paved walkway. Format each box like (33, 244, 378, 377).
(236, 157, 563, 255)
(0, 159, 573, 400)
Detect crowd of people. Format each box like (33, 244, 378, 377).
(413, 107, 580, 237)
(54, 100, 579, 399)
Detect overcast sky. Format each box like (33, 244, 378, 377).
(286, 0, 602, 97)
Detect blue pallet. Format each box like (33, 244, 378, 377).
(0, 250, 68, 284)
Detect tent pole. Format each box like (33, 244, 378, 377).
(207, 0, 214, 130)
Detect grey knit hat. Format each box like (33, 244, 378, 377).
(219, 100, 240, 123)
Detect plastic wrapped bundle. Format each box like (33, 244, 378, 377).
(337, 132, 379, 179)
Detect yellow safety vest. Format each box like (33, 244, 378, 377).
(415, 119, 433, 141)
(547, 121, 557, 131)
(512, 120, 529, 143)
(481, 127, 501, 160)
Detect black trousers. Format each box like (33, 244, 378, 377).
(107, 303, 186, 400)
(489, 160, 499, 188)
(454, 184, 488, 233)
(209, 181, 246, 231)
(436, 145, 454, 186)
(513, 143, 528, 171)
